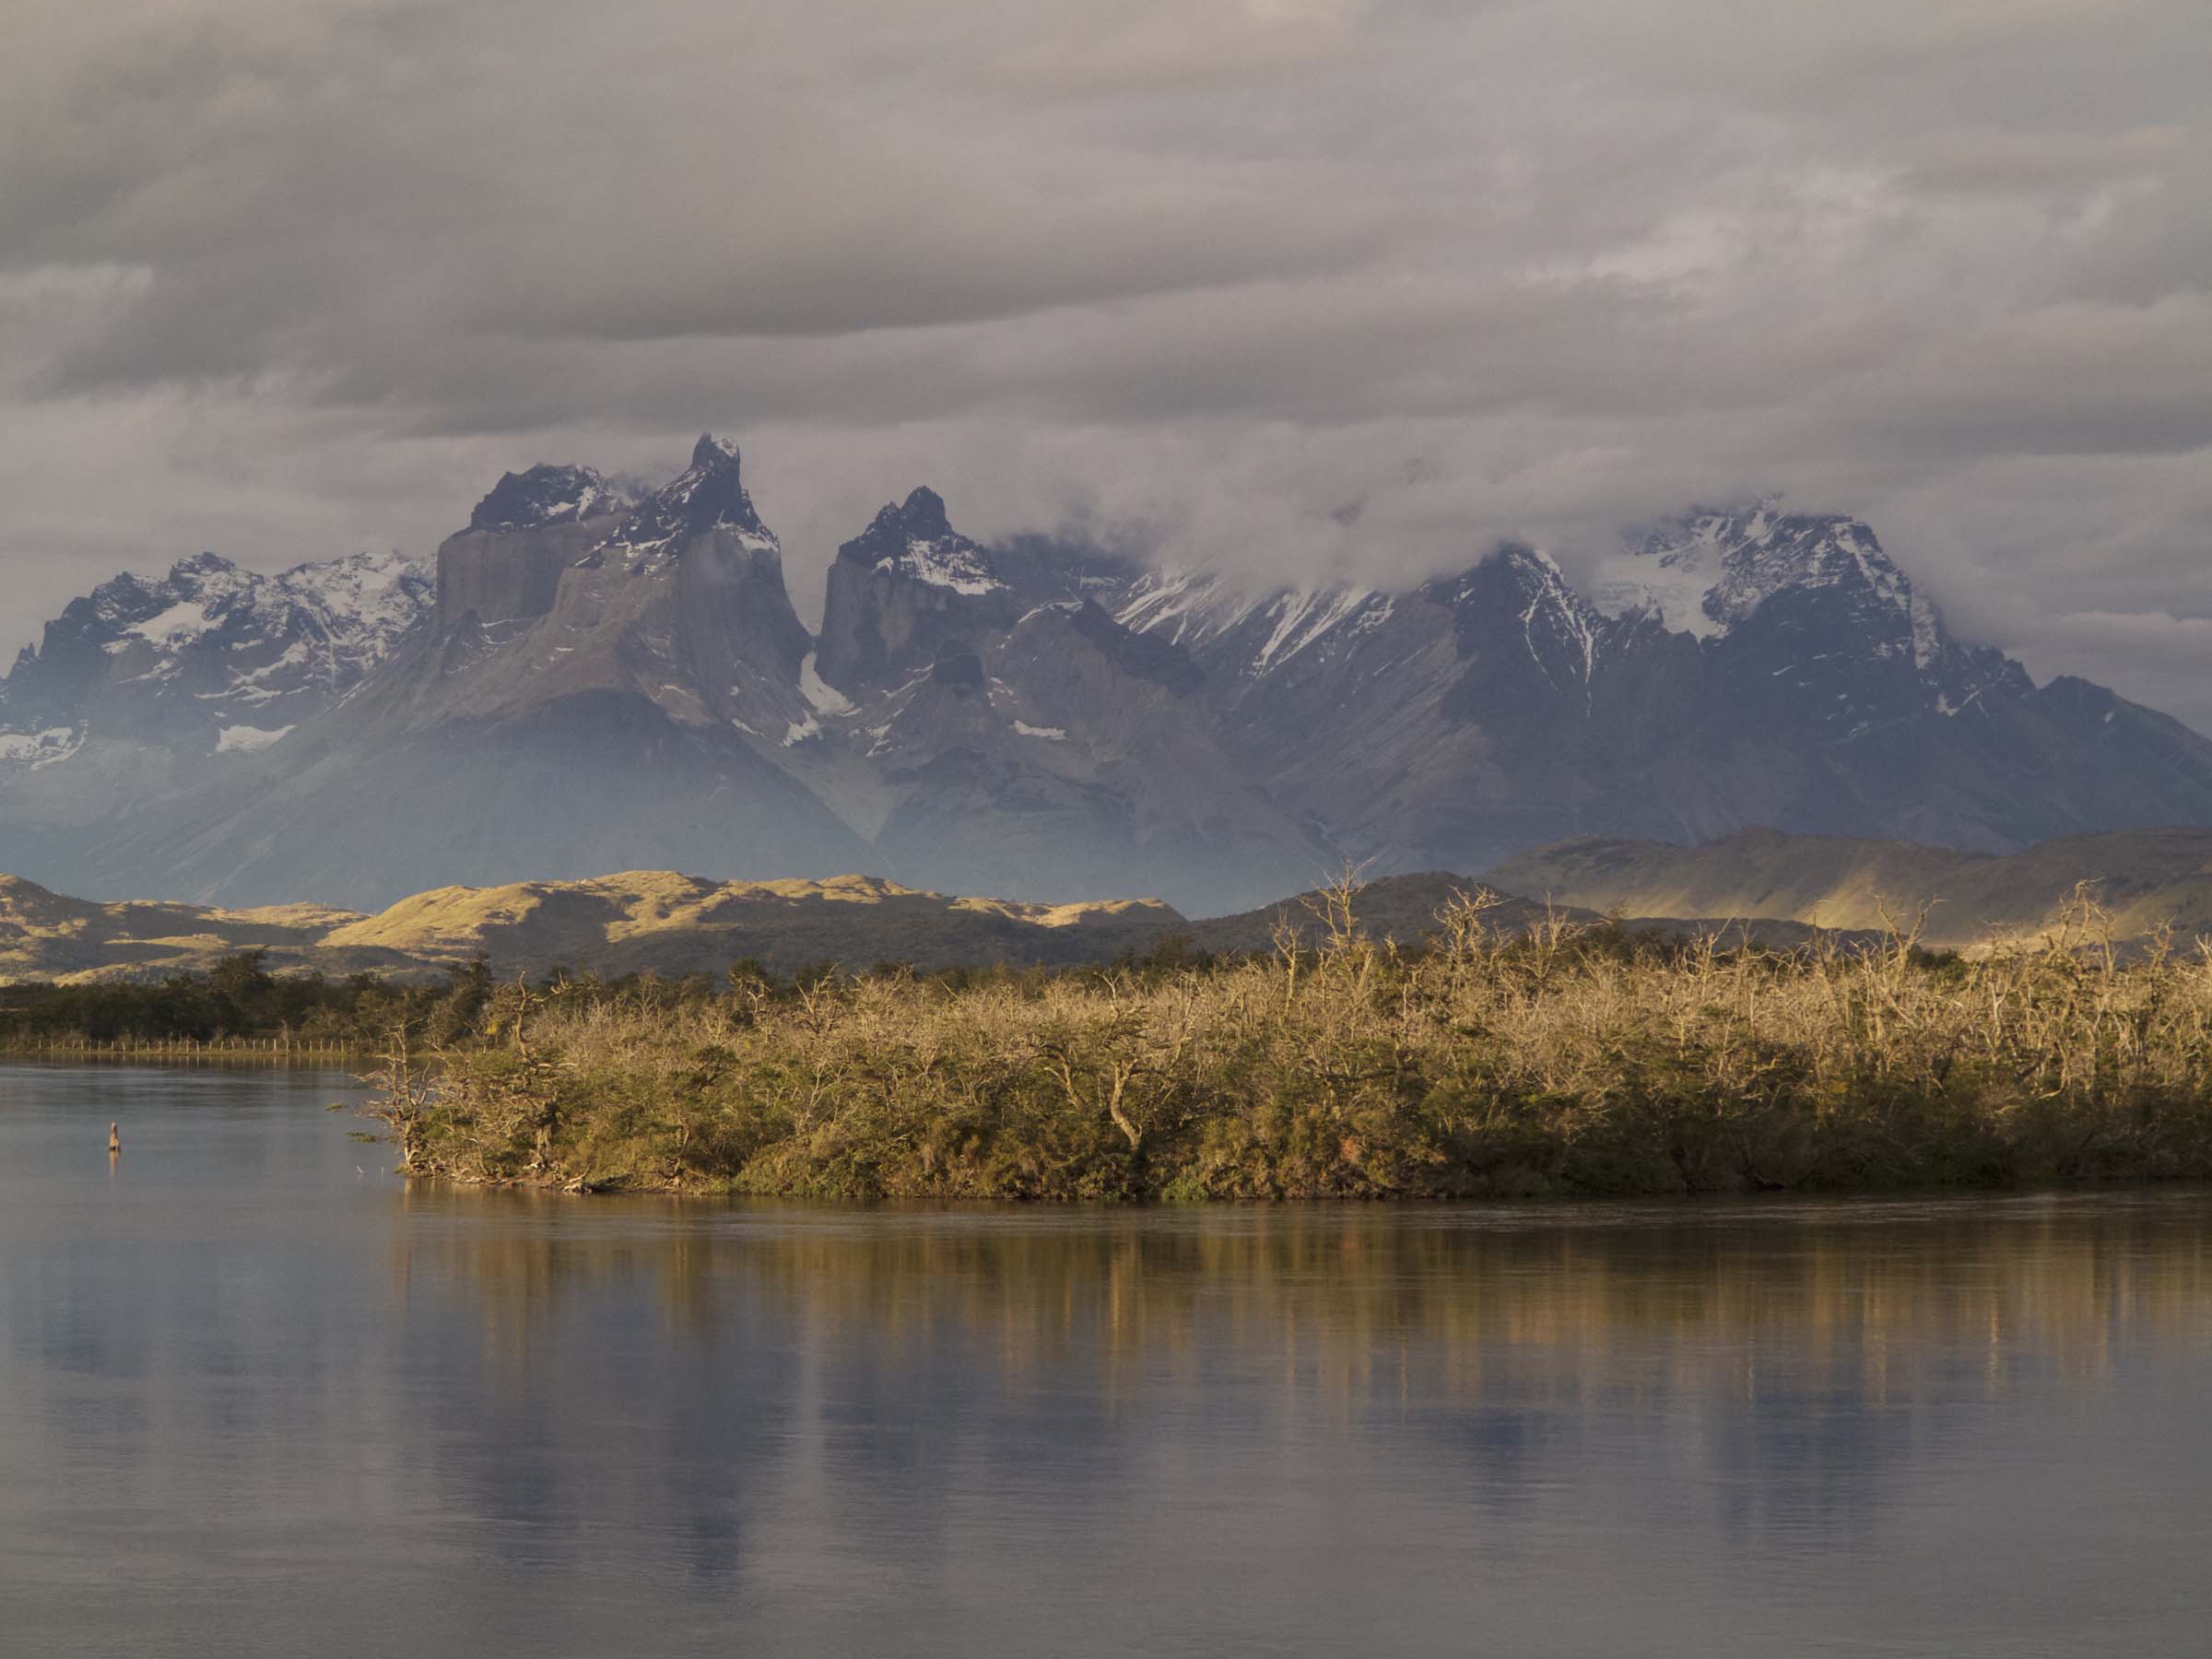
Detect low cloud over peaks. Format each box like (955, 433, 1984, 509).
(2, 0, 2207, 727)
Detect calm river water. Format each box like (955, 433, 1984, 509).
(3, 1063, 2208, 1656)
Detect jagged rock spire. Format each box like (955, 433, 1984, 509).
(898, 486, 950, 536)
(691, 432, 742, 473)
(835, 486, 1002, 595)
(590, 432, 773, 562)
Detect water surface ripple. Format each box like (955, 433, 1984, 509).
(3, 1064, 2206, 1655)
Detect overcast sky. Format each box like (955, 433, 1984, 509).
(4, 0, 2208, 724)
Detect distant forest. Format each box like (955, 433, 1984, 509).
(0, 951, 494, 1050)
(0, 946, 1202, 1052)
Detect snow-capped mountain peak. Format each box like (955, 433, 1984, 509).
(1576, 497, 2035, 744)
(276, 548, 439, 668)
(814, 488, 1027, 695)
(843, 488, 1005, 595)
(468, 465, 627, 533)
(0, 548, 433, 765)
(691, 432, 742, 469)
(592, 433, 778, 566)
(896, 486, 951, 537)
(1594, 499, 1942, 655)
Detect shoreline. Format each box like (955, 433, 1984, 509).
(1, 1039, 365, 1065)
(364, 1161, 2212, 1203)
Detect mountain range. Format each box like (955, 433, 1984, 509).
(6, 435, 2211, 914)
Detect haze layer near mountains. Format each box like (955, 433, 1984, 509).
(4, 439, 2211, 915)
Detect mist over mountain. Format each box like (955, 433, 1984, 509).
(5, 438, 2210, 915)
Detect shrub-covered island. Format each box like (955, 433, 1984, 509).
(367, 886, 2212, 1200)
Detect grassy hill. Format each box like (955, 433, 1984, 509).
(317, 871, 1181, 978)
(0, 874, 406, 984)
(0, 869, 1183, 985)
(9, 825, 2211, 989)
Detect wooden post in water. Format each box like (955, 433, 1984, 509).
(108, 1122, 121, 1155)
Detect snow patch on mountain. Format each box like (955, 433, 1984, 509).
(283, 549, 441, 654)
(468, 465, 629, 533)
(837, 489, 1006, 598)
(1594, 500, 1936, 652)
(1908, 591, 1944, 672)
(884, 534, 1004, 595)
(1512, 548, 1601, 691)
(0, 727, 80, 768)
(0, 548, 432, 763)
(798, 652, 854, 716)
(1115, 569, 1259, 642)
(1116, 568, 1394, 677)
(1593, 535, 1729, 640)
(217, 723, 293, 754)
(1251, 586, 1382, 673)
(130, 600, 218, 648)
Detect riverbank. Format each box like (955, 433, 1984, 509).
(365, 886, 2212, 1199)
(0, 948, 490, 1058)
(0, 1036, 362, 1064)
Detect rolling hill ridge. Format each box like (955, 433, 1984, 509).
(7, 829, 2211, 987)
(1485, 826, 2212, 949)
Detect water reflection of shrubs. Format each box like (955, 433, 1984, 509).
(369, 884, 2212, 1199)
(393, 1195, 2212, 1402)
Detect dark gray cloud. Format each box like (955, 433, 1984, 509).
(3, 0, 2207, 726)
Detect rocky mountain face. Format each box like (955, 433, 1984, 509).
(1107, 547, 1668, 868)
(0, 547, 429, 753)
(0, 549, 431, 858)
(434, 464, 631, 628)
(1101, 503, 2212, 876)
(67, 437, 873, 909)
(789, 488, 1332, 906)
(5, 444, 2211, 914)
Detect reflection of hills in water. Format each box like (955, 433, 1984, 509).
(382, 1195, 2212, 1581)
